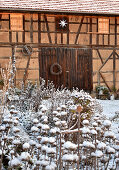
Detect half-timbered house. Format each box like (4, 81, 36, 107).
(0, 0, 119, 92)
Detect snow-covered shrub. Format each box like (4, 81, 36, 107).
(70, 89, 102, 126)
(1, 78, 100, 142)
(1, 76, 118, 169)
(0, 102, 118, 170)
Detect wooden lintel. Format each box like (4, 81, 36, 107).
(1, 43, 119, 49)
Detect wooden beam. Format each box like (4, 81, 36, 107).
(102, 35, 104, 46)
(44, 14, 52, 44)
(22, 15, 25, 42)
(30, 14, 33, 43)
(55, 23, 57, 44)
(38, 14, 41, 82)
(89, 18, 92, 45)
(96, 49, 104, 64)
(99, 51, 113, 71)
(1, 42, 119, 49)
(108, 19, 110, 45)
(75, 16, 84, 44)
(9, 14, 12, 43)
(96, 18, 99, 45)
(113, 49, 116, 88)
(38, 14, 41, 44)
(0, 19, 9, 21)
(115, 51, 119, 59)
(16, 32, 18, 43)
(67, 29, 69, 45)
(99, 72, 111, 91)
(115, 17, 117, 46)
(108, 34, 110, 46)
(61, 32, 63, 44)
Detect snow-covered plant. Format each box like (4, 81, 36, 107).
(0, 76, 118, 170)
(0, 54, 16, 124)
(96, 85, 109, 95)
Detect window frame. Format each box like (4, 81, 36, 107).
(98, 17, 109, 34)
(55, 16, 69, 32)
(10, 13, 23, 31)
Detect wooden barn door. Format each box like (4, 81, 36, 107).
(39, 47, 92, 91)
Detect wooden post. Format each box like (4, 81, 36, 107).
(113, 17, 117, 89)
(96, 18, 99, 45)
(38, 14, 41, 82)
(108, 19, 110, 45)
(38, 14, 41, 44)
(113, 49, 116, 89)
(23, 15, 25, 42)
(16, 32, 18, 43)
(77, 106, 82, 170)
(89, 18, 92, 45)
(115, 17, 117, 47)
(9, 14, 12, 43)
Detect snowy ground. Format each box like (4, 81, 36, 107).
(98, 100, 119, 140)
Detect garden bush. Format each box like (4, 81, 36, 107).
(0, 78, 118, 169)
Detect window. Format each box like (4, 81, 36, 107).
(10, 14, 23, 31)
(56, 16, 69, 32)
(98, 18, 109, 34)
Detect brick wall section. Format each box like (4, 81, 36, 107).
(1, 0, 119, 15)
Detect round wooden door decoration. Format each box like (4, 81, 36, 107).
(50, 63, 62, 76)
(22, 45, 33, 56)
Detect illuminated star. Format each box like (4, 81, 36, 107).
(59, 19, 67, 28)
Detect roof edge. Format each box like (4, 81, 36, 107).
(0, 7, 118, 16)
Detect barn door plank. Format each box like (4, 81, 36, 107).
(77, 48, 92, 91)
(39, 47, 92, 91)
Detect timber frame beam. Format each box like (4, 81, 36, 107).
(0, 13, 119, 90)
